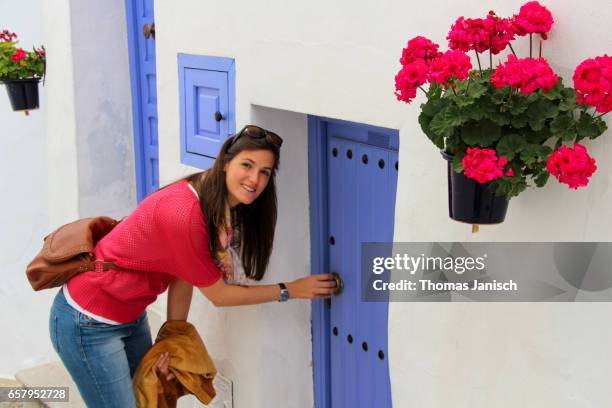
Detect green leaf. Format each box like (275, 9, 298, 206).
(467, 81, 487, 99)
(520, 144, 551, 168)
(418, 111, 445, 149)
(454, 94, 475, 108)
(510, 115, 529, 129)
(528, 119, 546, 131)
(430, 105, 467, 138)
(427, 82, 443, 99)
(543, 82, 563, 100)
(508, 97, 530, 115)
(527, 99, 559, 121)
(550, 115, 576, 141)
(460, 119, 502, 147)
(496, 134, 527, 161)
(452, 151, 465, 172)
(577, 113, 607, 140)
(559, 88, 577, 111)
(534, 171, 550, 187)
(421, 98, 448, 118)
(488, 110, 511, 126)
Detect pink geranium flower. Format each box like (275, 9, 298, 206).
(491, 55, 558, 94)
(429, 50, 472, 86)
(11, 48, 26, 63)
(447, 16, 491, 53)
(462, 148, 509, 184)
(573, 55, 612, 113)
(546, 144, 597, 189)
(394, 59, 429, 103)
(400, 36, 441, 67)
(512, 1, 554, 39)
(483, 11, 516, 55)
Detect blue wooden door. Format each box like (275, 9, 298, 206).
(125, 0, 159, 201)
(311, 118, 398, 408)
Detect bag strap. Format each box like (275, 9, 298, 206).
(93, 260, 121, 273)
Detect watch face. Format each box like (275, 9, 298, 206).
(280, 289, 289, 302)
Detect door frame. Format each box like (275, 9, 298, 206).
(308, 115, 399, 408)
(124, 0, 151, 203)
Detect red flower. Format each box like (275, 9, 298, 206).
(447, 16, 491, 53)
(35, 47, 46, 57)
(462, 148, 508, 184)
(504, 168, 515, 177)
(11, 48, 27, 63)
(0, 29, 17, 42)
(546, 144, 597, 189)
(400, 36, 441, 67)
(428, 50, 472, 85)
(483, 11, 516, 55)
(491, 55, 558, 95)
(512, 1, 554, 39)
(394, 59, 429, 103)
(573, 55, 612, 113)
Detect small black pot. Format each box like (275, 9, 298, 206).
(2, 79, 40, 111)
(441, 150, 509, 224)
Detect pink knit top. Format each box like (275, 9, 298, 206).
(66, 181, 221, 323)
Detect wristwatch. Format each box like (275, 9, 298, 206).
(278, 283, 290, 302)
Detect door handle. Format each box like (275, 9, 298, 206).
(143, 23, 155, 39)
(331, 272, 343, 295)
(214, 111, 223, 122)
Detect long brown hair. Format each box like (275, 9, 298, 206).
(185, 133, 280, 281)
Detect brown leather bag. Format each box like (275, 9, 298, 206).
(26, 216, 121, 291)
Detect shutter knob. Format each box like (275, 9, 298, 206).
(214, 111, 223, 122)
(143, 23, 155, 39)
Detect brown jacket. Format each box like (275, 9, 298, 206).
(133, 320, 217, 408)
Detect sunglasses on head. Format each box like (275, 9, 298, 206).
(228, 125, 283, 150)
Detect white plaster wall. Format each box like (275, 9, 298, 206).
(0, 0, 56, 378)
(44, 0, 79, 227)
(155, 0, 611, 406)
(0, 0, 136, 378)
(70, 0, 136, 218)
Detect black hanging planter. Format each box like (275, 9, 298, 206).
(2, 78, 40, 114)
(441, 150, 509, 225)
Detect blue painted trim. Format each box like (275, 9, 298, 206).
(124, 0, 147, 202)
(178, 54, 236, 169)
(309, 115, 399, 408)
(308, 115, 331, 408)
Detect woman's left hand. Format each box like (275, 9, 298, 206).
(156, 352, 176, 381)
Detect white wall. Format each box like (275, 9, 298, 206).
(156, 0, 611, 406)
(0, 0, 56, 378)
(70, 0, 136, 218)
(0, 0, 52, 377)
(0, 0, 135, 378)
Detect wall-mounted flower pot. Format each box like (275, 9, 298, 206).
(2, 78, 40, 113)
(441, 151, 509, 224)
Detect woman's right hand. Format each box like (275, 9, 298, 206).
(287, 274, 338, 299)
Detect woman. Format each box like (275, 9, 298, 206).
(49, 125, 337, 407)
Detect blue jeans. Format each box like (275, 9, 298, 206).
(49, 289, 152, 407)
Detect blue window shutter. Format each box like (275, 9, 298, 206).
(178, 54, 235, 169)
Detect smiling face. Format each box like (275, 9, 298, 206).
(224, 149, 276, 207)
